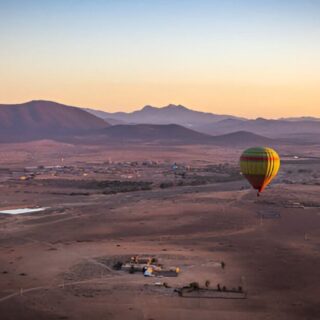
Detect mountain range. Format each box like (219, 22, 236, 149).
(0, 100, 319, 145)
(93, 124, 274, 147)
(193, 117, 320, 139)
(0, 100, 109, 141)
(84, 104, 244, 127)
(85, 104, 320, 142)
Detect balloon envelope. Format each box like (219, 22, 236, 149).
(240, 147, 280, 193)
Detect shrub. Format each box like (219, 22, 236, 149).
(189, 282, 200, 290)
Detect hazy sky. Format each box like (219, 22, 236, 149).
(1, 0, 320, 118)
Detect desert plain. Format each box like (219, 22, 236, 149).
(0, 141, 319, 320)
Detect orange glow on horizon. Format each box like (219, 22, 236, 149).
(2, 80, 320, 119)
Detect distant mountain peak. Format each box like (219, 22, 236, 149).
(141, 104, 187, 111)
(256, 117, 267, 121)
(0, 100, 109, 142)
(164, 104, 187, 109)
(23, 100, 79, 110)
(28, 100, 60, 105)
(141, 105, 154, 110)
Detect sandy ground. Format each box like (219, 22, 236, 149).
(0, 142, 319, 320)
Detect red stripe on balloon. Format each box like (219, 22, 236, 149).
(240, 156, 279, 161)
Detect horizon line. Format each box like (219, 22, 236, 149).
(0, 99, 319, 121)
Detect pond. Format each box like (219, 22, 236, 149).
(0, 207, 49, 215)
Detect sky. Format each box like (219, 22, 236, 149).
(1, 0, 320, 118)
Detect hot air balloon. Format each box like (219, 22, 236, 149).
(240, 147, 280, 196)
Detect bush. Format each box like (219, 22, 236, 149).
(112, 261, 123, 270)
(160, 181, 174, 189)
(189, 282, 200, 290)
